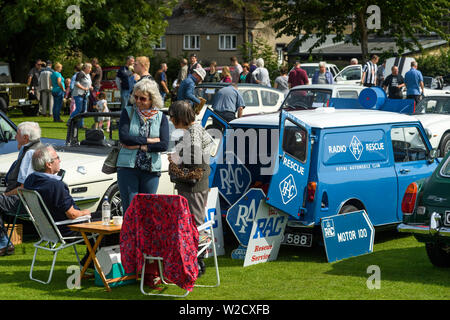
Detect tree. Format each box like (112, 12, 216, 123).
(261, 0, 449, 62)
(0, 0, 177, 81)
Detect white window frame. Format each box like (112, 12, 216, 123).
(219, 34, 237, 50)
(183, 35, 200, 50)
(153, 36, 166, 50)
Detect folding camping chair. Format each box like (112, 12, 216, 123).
(1, 201, 30, 256)
(133, 195, 220, 297)
(17, 188, 94, 284)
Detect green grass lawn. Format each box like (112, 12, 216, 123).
(0, 230, 448, 300)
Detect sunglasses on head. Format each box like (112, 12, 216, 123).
(134, 95, 149, 102)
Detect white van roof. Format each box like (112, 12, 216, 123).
(231, 108, 417, 129)
(384, 57, 415, 78)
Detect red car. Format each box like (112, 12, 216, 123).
(100, 66, 121, 110)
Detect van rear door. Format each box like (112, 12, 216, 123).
(266, 110, 312, 219)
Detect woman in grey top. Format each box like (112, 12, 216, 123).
(168, 100, 214, 276)
(70, 63, 93, 128)
(252, 58, 271, 87)
(274, 67, 289, 96)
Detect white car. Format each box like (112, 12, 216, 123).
(282, 84, 364, 110)
(0, 112, 176, 218)
(299, 63, 340, 84)
(412, 91, 450, 156)
(190, 83, 285, 120)
(334, 57, 415, 86)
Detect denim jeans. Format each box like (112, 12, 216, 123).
(120, 90, 131, 110)
(71, 95, 87, 128)
(117, 167, 160, 215)
(52, 91, 64, 121)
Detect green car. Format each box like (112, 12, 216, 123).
(398, 151, 450, 267)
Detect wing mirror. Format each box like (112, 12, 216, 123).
(428, 148, 439, 162)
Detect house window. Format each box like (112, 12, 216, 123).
(184, 35, 200, 50)
(219, 34, 237, 50)
(153, 36, 166, 50)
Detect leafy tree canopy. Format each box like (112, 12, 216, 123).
(262, 0, 449, 61)
(0, 0, 177, 80)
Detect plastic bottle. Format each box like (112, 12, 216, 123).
(102, 196, 111, 225)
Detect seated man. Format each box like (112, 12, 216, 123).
(0, 122, 42, 256)
(24, 145, 92, 263)
(24, 145, 117, 265)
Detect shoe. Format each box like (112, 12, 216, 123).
(197, 257, 206, 277)
(0, 245, 15, 256)
(54, 119, 64, 123)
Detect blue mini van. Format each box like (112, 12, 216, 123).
(202, 107, 440, 247)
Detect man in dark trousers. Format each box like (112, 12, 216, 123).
(116, 56, 135, 109)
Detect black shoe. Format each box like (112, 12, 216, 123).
(0, 245, 15, 256)
(197, 257, 206, 277)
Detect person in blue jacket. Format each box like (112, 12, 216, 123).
(176, 68, 206, 107)
(312, 62, 334, 85)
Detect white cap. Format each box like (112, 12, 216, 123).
(193, 68, 206, 81)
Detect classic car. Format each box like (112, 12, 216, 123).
(0, 110, 64, 155)
(412, 91, 450, 156)
(100, 66, 121, 110)
(0, 112, 176, 218)
(189, 82, 285, 120)
(296, 62, 340, 84)
(398, 150, 450, 267)
(281, 84, 364, 110)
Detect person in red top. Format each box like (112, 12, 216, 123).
(288, 61, 309, 88)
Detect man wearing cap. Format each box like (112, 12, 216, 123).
(177, 67, 206, 107)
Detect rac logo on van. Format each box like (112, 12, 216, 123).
(279, 174, 297, 205)
(349, 136, 364, 161)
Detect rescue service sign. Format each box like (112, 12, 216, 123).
(244, 202, 288, 267)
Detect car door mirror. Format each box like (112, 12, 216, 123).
(428, 148, 439, 162)
(4, 131, 12, 141)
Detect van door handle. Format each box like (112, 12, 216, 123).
(399, 169, 410, 174)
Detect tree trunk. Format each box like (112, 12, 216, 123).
(357, 9, 369, 63)
(10, 32, 36, 83)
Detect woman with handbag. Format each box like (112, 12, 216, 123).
(168, 100, 214, 276)
(117, 79, 169, 214)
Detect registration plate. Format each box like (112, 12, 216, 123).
(445, 211, 450, 227)
(281, 231, 313, 247)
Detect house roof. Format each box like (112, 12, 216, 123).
(166, 12, 259, 35)
(287, 35, 448, 58)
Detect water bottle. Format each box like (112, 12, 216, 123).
(102, 196, 111, 225)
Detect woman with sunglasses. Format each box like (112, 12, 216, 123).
(117, 79, 169, 214)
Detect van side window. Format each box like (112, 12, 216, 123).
(340, 67, 361, 81)
(337, 90, 359, 99)
(282, 120, 307, 163)
(390, 127, 428, 162)
(261, 91, 279, 106)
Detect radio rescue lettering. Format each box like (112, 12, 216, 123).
(328, 135, 385, 160)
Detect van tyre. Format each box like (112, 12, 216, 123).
(425, 243, 450, 268)
(339, 204, 359, 214)
(439, 133, 450, 158)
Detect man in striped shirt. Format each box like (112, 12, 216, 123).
(361, 55, 379, 87)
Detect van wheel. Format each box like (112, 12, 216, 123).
(439, 133, 450, 158)
(104, 183, 123, 217)
(425, 243, 450, 268)
(339, 204, 359, 214)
